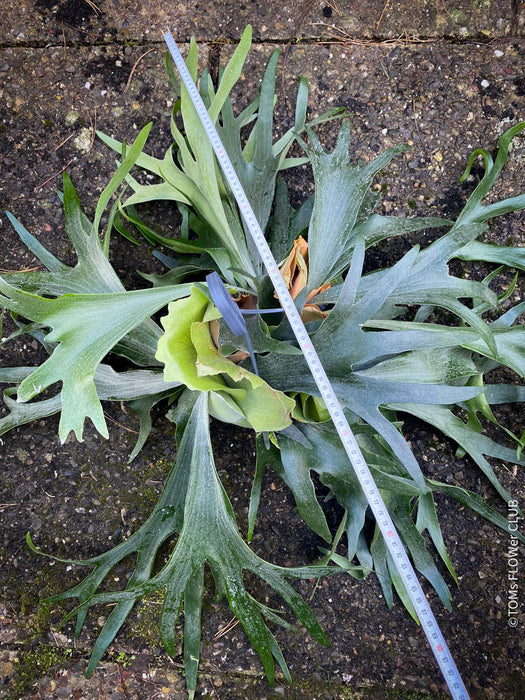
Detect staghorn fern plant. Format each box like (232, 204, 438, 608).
(1, 25, 524, 697)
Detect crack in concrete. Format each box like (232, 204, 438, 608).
(0, 33, 513, 52)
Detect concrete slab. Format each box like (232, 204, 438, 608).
(2, 38, 523, 240)
(1, 0, 111, 46)
(1, 2, 525, 699)
(313, 0, 520, 40)
(1, 0, 523, 46)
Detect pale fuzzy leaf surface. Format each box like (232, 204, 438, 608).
(455, 240, 525, 271)
(32, 394, 334, 685)
(363, 319, 524, 378)
(219, 49, 285, 242)
(6, 174, 125, 296)
(302, 121, 409, 289)
(5, 175, 164, 366)
(97, 33, 256, 284)
(256, 246, 486, 489)
(0, 364, 179, 441)
(276, 419, 455, 608)
(0, 280, 192, 441)
(392, 402, 525, 503)
(93, 123, 153, 238)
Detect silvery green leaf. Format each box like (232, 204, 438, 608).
(301, 120, 408, 288)
(392, 403, 525, 503)
(30, 394, 334, 691)
(0, 279, 192, 441)
(268, 177, 314, 265)
(6, 174, 125, 296)
(455, 240, 525, 271)
(457, 122, 525, 223)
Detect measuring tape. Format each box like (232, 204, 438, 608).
(162, 29, 470, 700)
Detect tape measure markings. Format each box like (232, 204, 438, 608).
(162, 30, 470, 700)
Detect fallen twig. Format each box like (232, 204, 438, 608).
(83, 0, 102, 14)
(376, 0, 391, 31)
(311, 23, 437, 45)
(213, 616, 240, 640)
(124, 48, 158, 94)
(36, 158, 74, 190)
(89, 107, 98, 150)
(53, 132, 75, 152)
